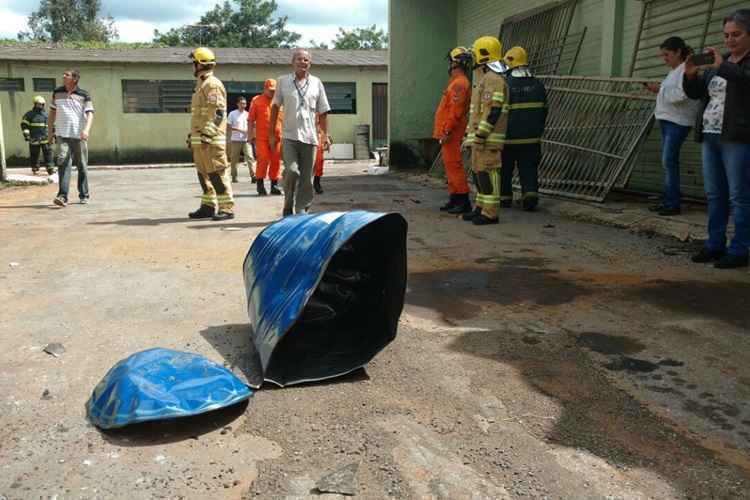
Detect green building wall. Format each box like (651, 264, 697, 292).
(389, 0, 712, 198)
(0, 61, 386, 165)
(388, 0, 457, 147)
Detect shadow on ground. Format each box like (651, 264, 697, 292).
(99, 400, 249, 447)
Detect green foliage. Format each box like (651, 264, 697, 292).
(308, 40, 330, 50)
(332, 25, 388, 50)
(18, 0, 118, 43)
(153, 0, 301, 48)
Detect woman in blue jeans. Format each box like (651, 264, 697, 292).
(646, 37, 701, 216)
(683, 9, 750, 269)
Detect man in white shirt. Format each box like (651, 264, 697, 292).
(269, 48, 331, 216)
(227, 96, 257, 183)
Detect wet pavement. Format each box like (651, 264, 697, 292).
(1, 163, 749, 498)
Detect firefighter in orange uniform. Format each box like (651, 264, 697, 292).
(187, 47, 234, 221)
(248, 79, 282, 196)
(433, 47, 473, 214)
(313, 115, 330, 194)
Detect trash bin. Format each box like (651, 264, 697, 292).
(243, 211, 408, 387)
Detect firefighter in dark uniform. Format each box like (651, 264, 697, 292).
(500, 46, 548, 211)
(21, 96, 55, 175)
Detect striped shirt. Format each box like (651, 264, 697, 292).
(50, 86, 94, 139)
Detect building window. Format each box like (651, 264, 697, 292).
(325, 82, 356, 114)
(122, 79, 193, 113)
(33, 78, 56, 92)
(0, 78, 25, 92)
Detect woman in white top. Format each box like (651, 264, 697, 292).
(644, 37, 700, 215)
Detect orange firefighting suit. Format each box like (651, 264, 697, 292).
(433, 72, 471, 195)
(189, 71, 234, 213)
(249, 94, 282, 181)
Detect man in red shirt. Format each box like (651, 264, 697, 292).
(248, 79, 282, 196)
(433, 47, 472, 214)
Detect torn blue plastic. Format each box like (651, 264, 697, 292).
(86, 348, 252, 429)
(243, 211, 408, 387)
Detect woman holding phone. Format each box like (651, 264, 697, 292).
(644, 37, 700, 216)
(683, 9, 750, 269)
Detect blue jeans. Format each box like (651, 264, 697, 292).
(55, 137, 89, 201)
(701, 134, 750, 257)
(659, 120, 691, 209)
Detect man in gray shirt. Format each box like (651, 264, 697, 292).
(269, 49, 331, 216)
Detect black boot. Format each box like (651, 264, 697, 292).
(270, 180, 282, 195)
(522, 196, 538, 211)
(212, 211, 235, 221)
(188, 204, 215, 219)
(440, 194, 458, 211)
(447, 193, 472, 214)
(251, 175, 258, 183)
(462, 207, 481, 222)
(473, 214, 499, 225)
(257, 179, 268, 196)
(313, 176, 323, 194)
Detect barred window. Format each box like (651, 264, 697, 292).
(122, 79, 193, 113)
(0, 78, 25, 92)
(33, 78, 56, 92)
(324, 82, 356, 115)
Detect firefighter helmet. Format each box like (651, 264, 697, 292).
(190, 47, 216, 65)
(448, 46, 471, 62)
(33, 95, 46, 105)
(472, 36, 503, 66)
(504, 46, 529, 69)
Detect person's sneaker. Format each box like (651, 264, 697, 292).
(648, 204, 665, 212)
(188, 204, 216, 219)
(657, 207, 681, 216)
(270, 181, 282, 195)
(80, 198, 89, 205)
(714, 254, 749, 269)
(32, 168, 40, 175)
(447, 202, 472, 215)
(212, 211, 235, 221)
(473, 214, 499, 225)
(257, 179, 268, 196)
(691, 248, 725, 263)
(53, 196, 67, 207)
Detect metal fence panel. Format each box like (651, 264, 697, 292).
(498, 0, 585, 75)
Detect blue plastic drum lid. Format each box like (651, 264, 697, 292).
(243, 211, 408, 387)
(86, 348, 253, 430)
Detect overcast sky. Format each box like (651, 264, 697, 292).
(0, 0, 387, 44)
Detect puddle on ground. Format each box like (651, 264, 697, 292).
(604, 356, 660, 373)
(576, 332, 645, 355)
(407, 257, 591, 323)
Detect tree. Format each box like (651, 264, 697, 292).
(153, 0, 300, 48)
(308, 39, 329, 50)
(18, 0, 118, 43)
(332, 25, 388, 50)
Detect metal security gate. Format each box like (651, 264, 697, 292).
(498, 0, 587, 75)
(372, 83, 388, 148)
(630, 0, 747, 78)
(534, 76, 656, 202)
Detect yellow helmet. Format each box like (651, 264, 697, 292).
(190, 47, 216, 65)
(33, 95, 46, 105)
(448, 46, 471, 63)
(472, 36, 503, 65)
(504, 46, 528, 69)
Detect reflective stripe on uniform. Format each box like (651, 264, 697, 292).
(485, 132, 506, 146)
(504, 138, 541, 145)
(477, 121, 493, 135)
(28, 123, 48, 127)
(491, 91, 504, 104)
(506, 102, 545, 110)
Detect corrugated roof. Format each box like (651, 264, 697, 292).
(0, 47, 388, 67)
